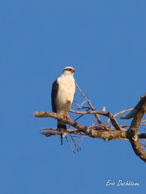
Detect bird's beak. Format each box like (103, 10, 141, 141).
(71, 69, 75, 73)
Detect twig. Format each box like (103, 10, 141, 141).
(70, 110, 122, 130)
(70, 109, 109, 117)
(75, 82, 102, 124)
(141, 120, 146, 123)
(70, 135, 81, 152)
(107, 112, 122, 131)
(141, 142, 146, 148)
(121, 123, 146, 128)
(65, 136, 76, 154)
(105, 108, 133, 125)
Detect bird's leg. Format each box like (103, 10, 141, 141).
(62, 112, 70, 119)
(65, 114, 70, 119)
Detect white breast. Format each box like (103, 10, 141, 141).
(56, 75, 75, 114)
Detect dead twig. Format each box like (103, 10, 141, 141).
(75, 82, 102, 124)
(105, 108, 133, 125)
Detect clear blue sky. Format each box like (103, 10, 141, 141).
(0, 0, 146, 194)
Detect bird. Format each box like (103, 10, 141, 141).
(51, 66, 76, 144)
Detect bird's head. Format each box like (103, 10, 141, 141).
(62, 66, 75, 76)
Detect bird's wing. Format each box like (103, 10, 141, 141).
(51, 79, 59, 113)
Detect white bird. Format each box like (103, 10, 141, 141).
(51, 66, 75, 143)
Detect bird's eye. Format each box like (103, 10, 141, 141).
(65, 68, 74, 72)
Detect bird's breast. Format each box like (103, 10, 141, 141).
(57, 76, 75, 111)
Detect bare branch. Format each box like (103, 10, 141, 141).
(128, 94, 146, 162)
(34, 111, 146, 140)
(120, 109, 137, 119)
(70, 109, 109, 117)
(34, 111, 88, 132)
(106, 108, 133, 124)
(40, 126, 146, 142)
(34, 93, 146, 163)
(141, 119, 146, 123)
(70, 109, 122, 130)
(75, 82, 102, 124)
(120, 94, 146, 120)
(106, 112, 122, 131)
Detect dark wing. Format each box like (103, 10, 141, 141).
(51, 80, 59, 113)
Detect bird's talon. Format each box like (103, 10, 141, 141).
(66, 115, 70, 119)
(61, 112, 69, 119)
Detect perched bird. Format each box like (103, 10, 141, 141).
(51, 66, 75, 143)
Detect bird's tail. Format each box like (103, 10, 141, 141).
(57, 120, 66, 145)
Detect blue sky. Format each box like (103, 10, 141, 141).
(0, 0, 146, 194)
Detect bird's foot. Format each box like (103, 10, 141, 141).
(62, 112, 70, 119)
(65, 115, 70, 119)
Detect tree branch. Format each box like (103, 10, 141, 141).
(34, 112, 87, 132)
(34, 94, 146, 162)
(34, 112, 146, 141)
(128, 94, 146, 162)
(34, 110, 146, 161)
